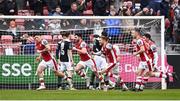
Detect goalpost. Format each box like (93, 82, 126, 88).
(0, 16, 168, 90)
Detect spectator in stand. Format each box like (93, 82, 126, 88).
(173, 0, 180, 44)
(120, 1, 134, 16)
(24, 19, 39, 30)
(52, 6, 63, 16)
(165, 0, 179, 43)
(48, 19, 61, 35)
(43, 7, 49, 16)
(83, 0, 93, 15)
(140, 0, 150, 9)
(8, 20, 21, 42)
(59, 0, 76, 14)
(76, 0, 86, 13)
(104, 8, 121, 43)
(20, 34, 35, 54)
(65, 2, 81, 29)
(93, 19, 103, 36)
(25, 0, 45, 15)
(92, 0, 107, 16)
(0, 14, 8, 30)
(0, 0, 5, 14)
(4, 0, 17, 15)
(16, 0, 24, 10)
(34, 13, 46, 30)
(44, 0, 58, 13)
(65, 2, 82, 16)
(20, 34, 34, 44)
(76, 19, 89, 29)
(136, 0, 170, 17)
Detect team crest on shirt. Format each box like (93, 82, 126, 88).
(106, 43, 112, 49)
(81, 42, 86, 48)
(137, 39, 143, 46)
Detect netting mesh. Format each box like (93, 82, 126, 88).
(0, 17, 163, 90)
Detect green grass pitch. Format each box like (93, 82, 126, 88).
(1, 89, 180, 100)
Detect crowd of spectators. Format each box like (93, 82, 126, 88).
(0, 0, 179, 45)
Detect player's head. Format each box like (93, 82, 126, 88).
(143, 33, 151, 41)
(74, 33, 82, 43)
(62, 31, 70, 38)
(100, 31, 109, 45)
(143, 33, 154, 42)
(94, 34, 100, 41)
(131, 28, 141, 39)
(34, 35, 41, 43)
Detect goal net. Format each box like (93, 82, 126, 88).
(0, 16, 172, 90)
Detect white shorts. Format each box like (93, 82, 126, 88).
(77, 59, 97, 72)
(39, 58, 58, 71)
(94, 55, 107, 71)
(138, 60, 153, 71)
(59, 62, 73, 71)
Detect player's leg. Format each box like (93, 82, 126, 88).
(57, 63, 65, 90)
(89, 72, 95, 90)
(139, 70, 149, 91)
(89, 56, 101, 90)
(51, 59, 65, 77)
(112, 64, 128, 91)
(75, 61, 87, 78)
(36, 60, 46, 90)
(66, 62, 76, 90)
(133, 62, 146, 91)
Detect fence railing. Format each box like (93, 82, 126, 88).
(166, 44, 180, 55)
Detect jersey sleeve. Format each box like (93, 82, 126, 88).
(106, 43, 113, 49)
(150, 44, 157, 52)
(56, 41, 61, 59)
(41, 39, 48, 46)
(113, 45, 120, 55)
(136, 39, 144, 46)
(80, 41, 87, 48)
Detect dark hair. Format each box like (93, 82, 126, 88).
(75, 32, 82, 37)
(71, 2, 77, 6)
(134, 28, 141, 33)
(101, 31, 108, 37)
(143, 33, 155, 42)
(143, 33, 151, 39)
(100, 31, 109, 40)
(62, 31, 70, 37)
(94, 34, 100, 38)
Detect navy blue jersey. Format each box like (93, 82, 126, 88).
(56, 39, 72, 62)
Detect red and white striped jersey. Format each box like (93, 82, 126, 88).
(136, 38, 151, 61)
(101, 43, 119, 63)
(75, 40, 91, 61)
(36, 39, 52, 62)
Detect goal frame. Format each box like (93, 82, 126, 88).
(0, 16, 166, 89)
